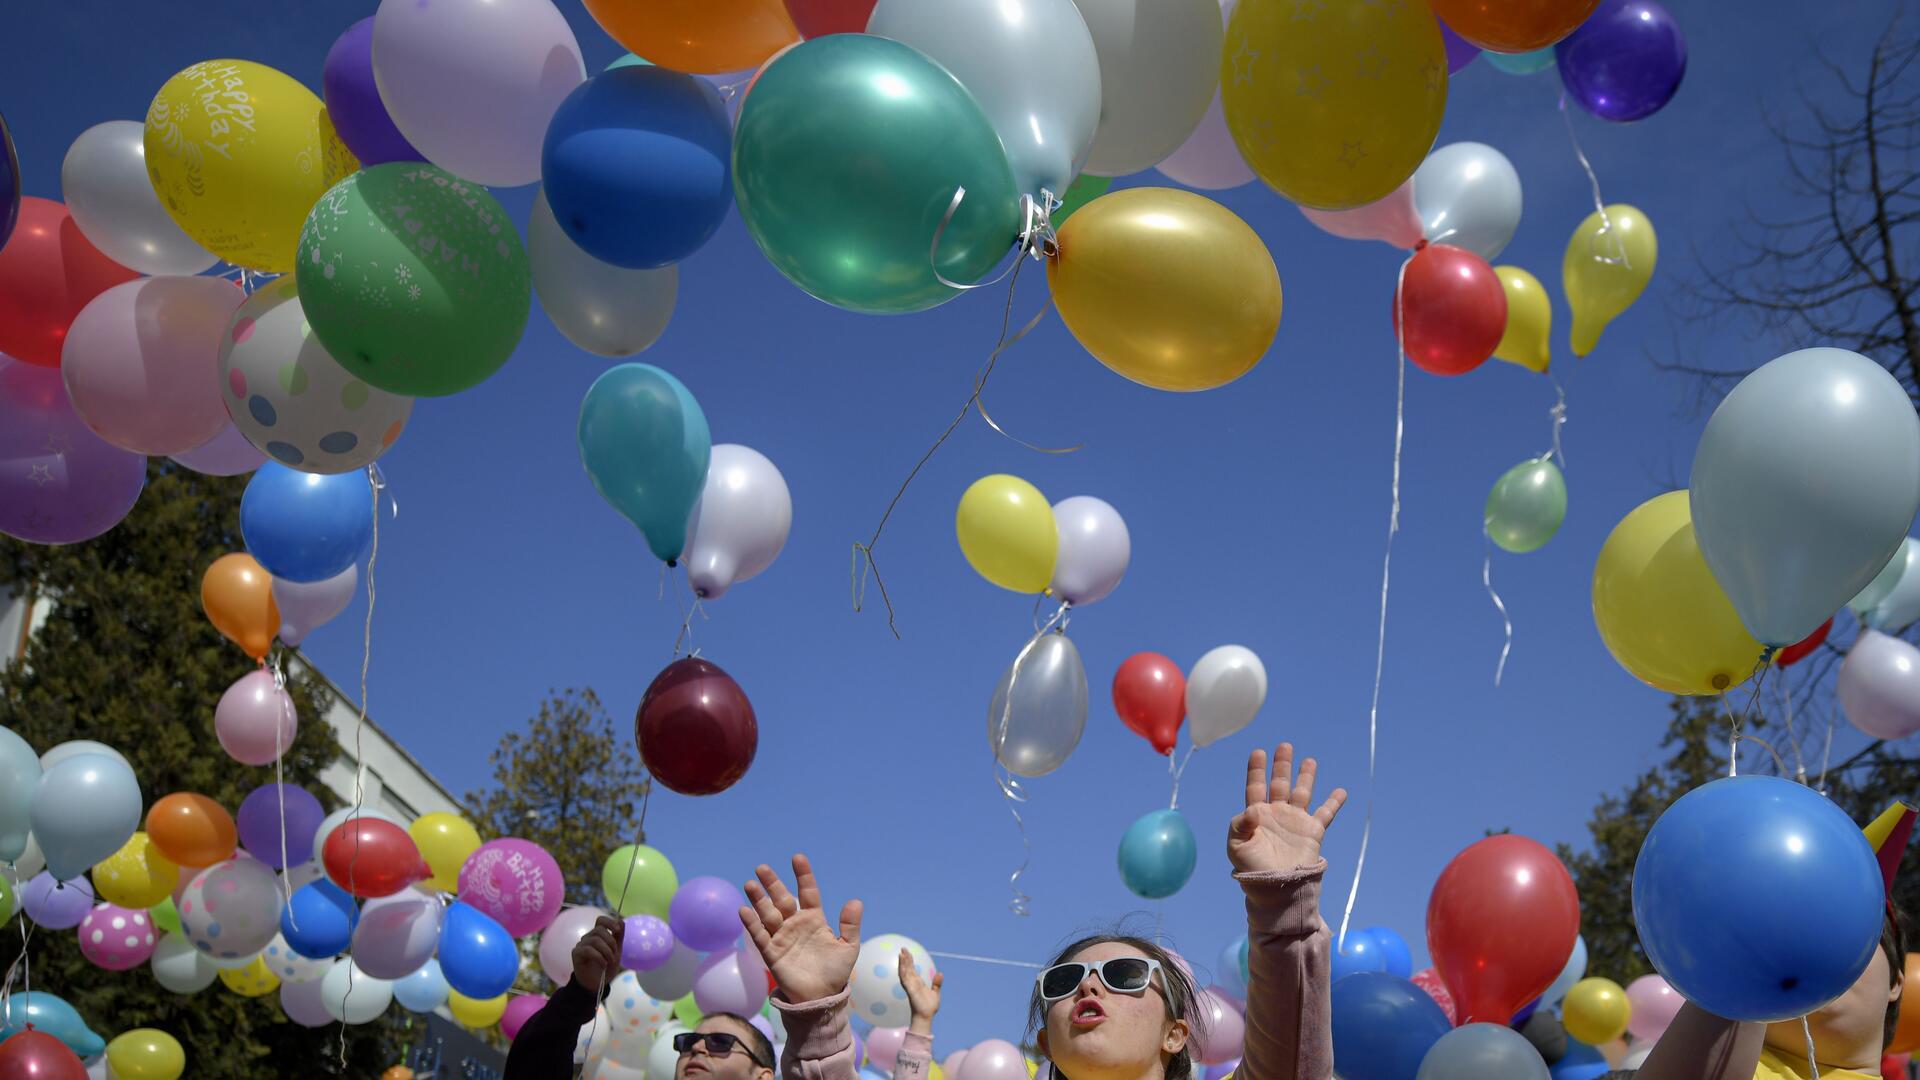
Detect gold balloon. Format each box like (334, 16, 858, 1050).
(1049, 187, 1281, 392)
(1593, 491, 1763, 695)
(448, 989, 509, 1028)
(1563, 204, 1657, 357)
(92, 832, 179, 909)
(106, 1028, 185, 1080)
(1562, 977, 1631, 1046)
(218, 954, 281, 998)
(409, 812, 481, 894)
(201, 552, 279, 661)
(955, 474, 1057, 594)
(1221, 0, 1448, 209)
(1492, 266, 1551, 374)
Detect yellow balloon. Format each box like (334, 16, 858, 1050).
(1492, 266, 1551, 374)
(1221, 0, 1448, 209)
(448, 989, 509, 1028)
(92, 832, 179, 909)
(931, 1065, 946, 1080)
(1562, 977, 1632, 1046)
(1025, 1060, 1039, 1079)
(106, 1028, 185, 1080)
(144, 59, 359, 272)
(1593, 491, 1763, 695)
(956, 475, 1057, 594)
(410, 812, 482, 893)
(218, 954, 281, 998)
(1049, 187, 1281, 392)
(1563, 204, 1657, 357)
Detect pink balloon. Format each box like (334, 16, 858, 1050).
(1191, 988, 1244, 1066)
(60, 276, 244, 455)
(865, 1027, 908, 1073)
(77, 902, 157, 971)
(281, 973, 336, 1027)
(956, 1040, 1027, 1080)
(942, 1050, 970, 1078)
(693, 945, 771, 1016)
(215, 669, 299, 766)
(1625, 974, 1684, 1042)
(504, 992, 549, 1040)
(1298, 180, 1424, 249)
(1155, 4, 1254, 192)
(0, 357, 145, 546)
(458, 837, 566, 938)
(170, 422, 266, 477)
(540, 905, 609, 985)
(1411, 966, 1459, 1025)
(1839, 630, 1920, 740)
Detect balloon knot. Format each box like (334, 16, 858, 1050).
(1413, 239, 1430, 251)
(666, 559, 678, 569)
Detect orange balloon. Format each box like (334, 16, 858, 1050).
(146, 793, 238, 869)
(581, 0, 799, 74)
(202, 553, 279, 660)
(381, 1069, 415, 1080)
(1891, 954, 1920, 1053)
(1428, 0, 1600, 53)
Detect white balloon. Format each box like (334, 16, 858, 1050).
(1412, 142, 1523, 261)
(273, 564, 359, 649)
(851, 935, 934, 1029)
(647, 1022, 693, 1080)
(637, 941, 701, 1001)
(1186, 646, 1267, 747)
(61, 121, 217, 275)
(150, 931, 218, 994)
(1859, 538, 1920, 634)
(10, 832, 45, 881)
(541, 904, 609, 986)
(684, 444, 793, 600)
(1049, 496, 1130, 606)
(605, 971, 673, 1052)
(262, 932, 331, 984)
(1072, 0, 1223, 177)
(1155, 0, 1254, 191)
(351, 892, 443, 979)
(180, 858, 284, 962)
(320, 958, 394, 1024)
(587, 1057, 649, 1080)
(576, 1003, 612, 1064)
(529, 190, 678, 357)
(39, 740, 131, 774)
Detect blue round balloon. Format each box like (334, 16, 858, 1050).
(1331, 973, 1453, 1080)
(394, 957, 451, 1012)
(1633, 775, 1883, 1022)
(0, 991, 104, 1058)
(1332, 929, 1389, 984)
(1548, 1040, 1609, 1080)
(1510, 996, 1540, 1027)
(542, 67, 734, 270)
(240, 463, 373, 583)
(578, 363, 711, 565)
(1117, 809, 1197, 900)
(439, 899, 520, 999)
(1363, 925, 1414, 978)
(282, 879, 359, 959)
(1554, 0, 1687, 122)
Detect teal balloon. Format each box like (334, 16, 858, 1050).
(733, 35, 1020, 314)
(1, 991, 105, 1058)
(1117, 809, 1197, 900)
(1485, 458, 1567, 554)
(579, 364, 711, 564)
(0, 725, 39, 863)
(1484, 48, 1556, 76)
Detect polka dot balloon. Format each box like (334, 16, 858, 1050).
(262, 933, 331, 984)
(219, 953, 283, 997)
(77, 903, 157, 971)
(179, 857, 284, 963)
(850, 934, 934, 1029)
(605, 972, 671, 1047)
(218, 277, 413, 474)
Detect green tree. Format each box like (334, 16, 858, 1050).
(0, 462, 402, 1076)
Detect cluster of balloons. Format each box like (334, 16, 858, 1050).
(0, 1002, 186, 1079)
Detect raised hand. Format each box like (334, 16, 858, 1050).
(738, 854, 864, 1003)
(900, 947, 943, 1035)
(572, 914, 625, 993)
(1228, 743, 1347, 876)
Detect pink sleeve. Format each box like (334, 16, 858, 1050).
(892, 1031, 934, 1080)
(773, 988, 860, 1080)
(1234, 858, 1333, 1080)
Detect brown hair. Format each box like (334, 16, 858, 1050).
(702, 1012, 777, 1070)
(1024, 932, 1207, 1080)
(1883, 905, 1908, 1050)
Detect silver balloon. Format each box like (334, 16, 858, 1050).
(1413, 142, 1522, 261)
(529, 189, 678, 357)
(1839, 630, 1920, 741)
(1415, 1023, 1550, 1080)
(683, 444, 792, 600)
(1050, 495, 1130, 606)
(1072, 0, 1222, 177)
(987, 632, 1088, 778)
(1856, 538, 1920, 633)
(61, 121, 217, 275)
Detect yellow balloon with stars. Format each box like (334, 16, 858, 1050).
(1220, 0, 1448, 210)
(92, 832, 179, 910)
(219, 954, 281, 998)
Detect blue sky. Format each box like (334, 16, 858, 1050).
(3, 0, 1900, 1054)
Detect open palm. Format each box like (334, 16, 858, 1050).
(739, 854, 864, 1003)
(1228, 743, 1347, 875)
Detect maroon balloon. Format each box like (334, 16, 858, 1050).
(0, 1030, 88, 1080)
(636, 658, 758, 796)
(0, 358, 145, 545)
(1392, 243, 1507, 377)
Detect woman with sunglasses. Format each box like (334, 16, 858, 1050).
(747, 744, 1344, 1080)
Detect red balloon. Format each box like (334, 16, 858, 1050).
(637, 657, 758, 796)
(1776, 616, 1833, 668)
(0, 197, 139, 368)
(1410, 966, 1460, 1025)
(1392, 243, 1507, 377)
(783, 0, 876, 37)
(1113, 653, 1186, 755)
(1426, 835, 1580, 1025)
(0, 1031, 88, 1080)
(323, 817, 428, 898)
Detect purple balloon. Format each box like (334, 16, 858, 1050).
(272, 565, 358, 649)
(281, 974, 336, 1028)
(1439, 23, 1480, 73)
(237, 784, 326, 869)
(1555, 0, 1686, 123)
(20, 873, 95, 929)
(1203, 1061, 1240, 1080)
(622, 913, 676, 972)
(0, 359, 144, 545)
(322, 17, 424, 166)
(669, 876, 748, 952)
(169, 422, 266, 477)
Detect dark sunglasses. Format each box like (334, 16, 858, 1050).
(1037, 956, 1163, 1002)
(674, 1031, 771, 1067)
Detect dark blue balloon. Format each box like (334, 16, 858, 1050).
(439, 900, 520, 999)
(240, 463, 373, 583)
(0, 111, 17, 249)
(1363, 925, 1414, 978)
(1554, 0, 1686, 122)
(1116, 809, 1197, 899)
(1510, 996, 1540, 1027)
(1633, 775, 1884, 1022)
(1331, 929, 1389, 984)
(1330, 973, 1453, 1080)
(542, 67, 734, 269)
(1548, 1039, 1609, 1080)
(282, 879, 359, 959)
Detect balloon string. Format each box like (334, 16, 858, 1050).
(1167, 745, 1198, 811)
(1817, 703, 1838, 793)
(1776, 671, 1809, 784)
(0, 914, 36, 1021)
(1724, 651, 1777, 778)
(1558, 93, 1628, 268)
(576, 782, 656, 1079)
(272, 653, 297, 930)
(1482, 532, 1514, 688)
(1541, 376, 1569, 469)
(671, 569, 706, 659)
(992, 602, 1072, 916)
(1800, 1015, 1822, 1079)
(339, 464, 383, 1066)
(924, 950, 1043, 970)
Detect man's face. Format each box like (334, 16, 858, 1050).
(676, 1017, 771, 1080)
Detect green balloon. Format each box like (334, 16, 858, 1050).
(1485, 458, 1567, 554)
(734, 35, 1020, 314)
(1053, 174, 1111, 227)
(0, 873, 12, 925)
(674, 992, 702, 1028)
(150, 896, 181, 935)
(297, 162, 531, 397)
(601, 843, 679, 919)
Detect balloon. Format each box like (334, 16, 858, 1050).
(1485, 459, 1567, 554)
(213, 670, 298, 766)
(60, 277, 244, 455)
(578, 363, 712, 565)
(1415, 1023, 1550, 1080)
(1636, 775, 1882, 1021)
(32, 754, 141, 881)
(1113, 653, 1186, 756)
(606, 971, 672, 1049)
(145, 793, 236, 869)
(1043, 496, 1132, 607)
(1426, 835, 1579, 1025)
(1186, 645, 1266, 747)
(694, 946, 772, 1016)
(91, 833, 177, 910)
(169, 422, 265, 477)
(1560, 978, 1629, 1045)
(261, 933, 331, 984)
(957, 1041, 1027, 1080)
(853, 935, 934, 1028)
(200, 554, 278, 661)
(0, 993, 103, 1061)
(1411, 967, 1460, 1025)
(648, 1023, 696, 1080)
(540, 904, 611, 985)
(868, 0, 1099, 198)
(455, 839, 565, 942)
(280, 975, 336, 1027)
(1776, 618, 1834, 669)
(1555, 0, 1686, 123)
(786, 0, 873, 36)
(321, 959, 394, 1024)
(370, 0, 583, 186)
(987, 632, 1090, 778)
(684, 444, 793, 600)
(179, 858, 283, 962)
(622, 914, 677, 972)
(1486, 48, 1557, 75)
(866, 1027, 908, 1073)
(297, 164, 532, 398)
(1330, 973, 1453, 1080)
(585, 0, 797, 73)
(322, 18, 422, 167)
(1332, 931, 1389, 984)
(1623, 974, 1681, 1042)
(639, 942, 703, 1001)
(1051, 187, 1279, 392)
(1891, 956, 1920, 1053)
(323, 817, 426, 898)
(1429, 0, 1598, 52)
(955, 475, 1057, 593)
(1839, 631, 1920, 741)
(734, 35, 1019, 315)
(0, 113, 13, 248)
(1298, 180, 1423, 249)
(1157, 1, 1256, 194)
(1413, 142, 1522, 261)
(1491, 267, 1552, 373)
(1393, 243, 1506, 377)
(309, 807, 399, 869)
(61, 121, 215, 275)
(1855, 542, 1920, 636)
(240, 463, 373, 584)
(352, 892, 443, 979)
(150, 931, 217, 994)
(1562, 204, 1656, 356)
(1191, 988, 1244, 1065)
(0, 199, 138, 368)
(670, 877, 748, 953)
(1691, 348, 1920, 646)
(1118, 809, 1197, 899)
(1542, 935, 1587, 1005)
(500, 993, 547, 1041)
(394, 957, 451, 1013)
(635, 657, 760, 798)
(40, 741, 130, 775)
(1068, 0, 1220, 177)
(0, 1031, 87, 1080)
(602, 845, 677, 921)
(0, 359, 145, 544)
(0, 727, 39, 864)
(272, 565, 357, 650)
(1370, 933, 1413, 980)
(219, 954, 281, 997)
(149, 896, 180, 936)
(1854, 545, 1910, 620)
(1439, 23, 1481, 71)
(1591, 490, 1762, 695)
(529, 191, 677, 358)
(409, 813, 480, 895)
(21, 875, 95, 930)
(220, 279, 413, 473)
(280, 879, 358, 958)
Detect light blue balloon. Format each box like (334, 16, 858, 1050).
(28, 752, 140, 881)
(1858, 538, 1920, 632)
(1117, 809, 1197, 900)
(439, 899, 520, 999)
(1363, 926, 1415, 979)
(1216, 934, 1249, 998)
(240, 463, 375, 583)
(1415, 1023, 1549, 1079)
(1484, 48, 1555, 76)
(394, 957, 451, 1012)
(1331, 930, 1389, 984)
(578, 364, 711, 565)
(1542, 934, 1586, 1005)
(0, 725, 39, 863)
(1, 991, 106, 1058)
